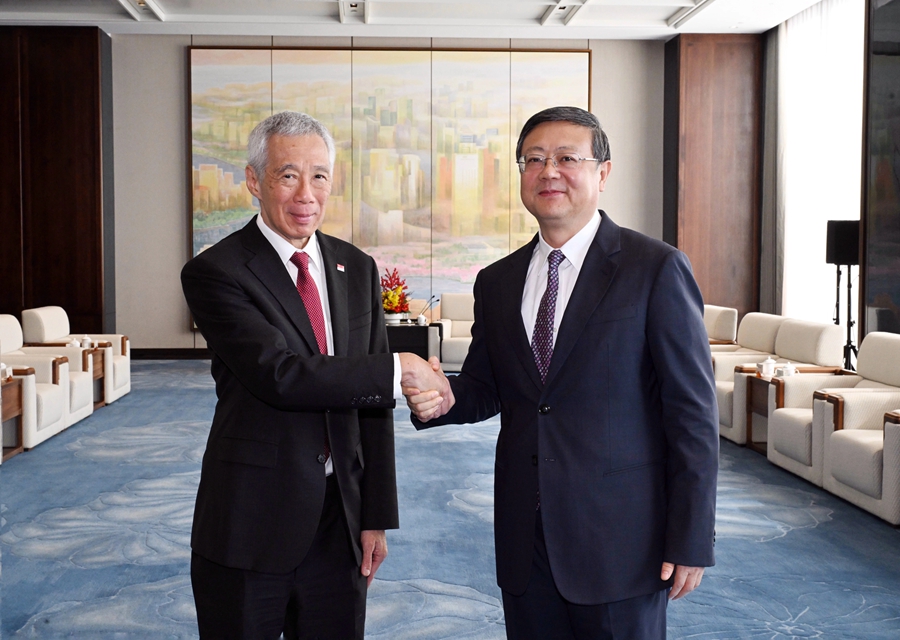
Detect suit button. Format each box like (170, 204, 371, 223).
(317, 454, 327, 464)
(351, 397, 357, 405)
(532, 455, 538, 466)
(367, 395, 374, 403)
(374, 395, 382, 402)
(539, 404, 550, 414)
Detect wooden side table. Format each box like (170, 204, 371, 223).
(745, 374, 775, 455)
(91, 345, 108, 409)
(2, 374, 26, 462)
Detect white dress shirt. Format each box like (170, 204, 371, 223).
(522, 212, 602, 347)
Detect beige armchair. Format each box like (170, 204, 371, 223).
(22, 306, 131, 404)
(436, 293, 474, 373)
(714, 317, 843, 446)
(0, 316, 69, 449)
(703, 304, 738, 345)
(811, 332, 900, 524)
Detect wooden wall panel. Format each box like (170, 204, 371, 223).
(20, 27, 105, 333)
(664, 34, 762, 320)
(0, 27, 113, 334)
(0, 28, 23, 317)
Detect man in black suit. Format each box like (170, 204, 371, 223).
(182, 111, 442, 639)
(407, 106, 719, 639)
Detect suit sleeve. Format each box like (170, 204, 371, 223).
(358, 263, 400, 530)
(182, 253, 394, 412)
(646, 250, 719, 568)
(413, 273, 502, 429)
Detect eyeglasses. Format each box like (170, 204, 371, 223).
(516, 153, 602, 174)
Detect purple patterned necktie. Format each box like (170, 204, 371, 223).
(531, 249, 565, 384)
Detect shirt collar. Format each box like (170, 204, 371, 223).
(256, 214, 323, 271)
(536, 210, 601, 271)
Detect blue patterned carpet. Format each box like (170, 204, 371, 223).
(1, 360, 899, 638)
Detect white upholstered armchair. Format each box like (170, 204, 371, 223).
(0, 315, 69, 449)
(715, 317, 843, 446)
(812, 332, 900, 524)
(436, 293, 474, 373)
(22, 306, 131, 405)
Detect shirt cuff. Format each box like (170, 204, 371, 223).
(392, 352, 404, 401)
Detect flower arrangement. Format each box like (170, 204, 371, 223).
(381, 268, 410, 315)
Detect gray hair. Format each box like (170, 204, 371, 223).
(515, 106, 611, 163)
(247, 111, 336, 177)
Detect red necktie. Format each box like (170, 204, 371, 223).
(290, 251, 330, 463)
(290, 251, 328, 356)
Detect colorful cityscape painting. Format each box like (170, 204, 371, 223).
(190, 48, 589, 301)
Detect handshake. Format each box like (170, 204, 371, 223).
(398, 353, 455, 422)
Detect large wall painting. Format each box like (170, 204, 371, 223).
(190, 48, 590, 302)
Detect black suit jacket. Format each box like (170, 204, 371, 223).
(416, 212, 718, 605)
(182, 217, 398, 574)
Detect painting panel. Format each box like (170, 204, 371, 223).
(273, 50, 353, 242)
(431, 51, 511, 296)
(352, 50, 432, 302)
(191, 49, 272, 256)
(509, 52, 590, 250)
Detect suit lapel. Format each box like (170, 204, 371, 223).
(317, 232, 349, 357)
(242, 219, 321, 355)
(544, 211, 621, 387)
(501, 236, 545, 393)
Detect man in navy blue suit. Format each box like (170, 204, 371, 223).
(407, 106, 719, 639)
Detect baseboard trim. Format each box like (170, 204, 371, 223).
(131, 348, 211, 360)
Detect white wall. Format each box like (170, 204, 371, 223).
(111, 35, 665, 349)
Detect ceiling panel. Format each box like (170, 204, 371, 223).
(0, 0, 827, 39)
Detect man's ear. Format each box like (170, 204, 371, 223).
(597, 161, 612, 192)
(245, 165, 261, 199)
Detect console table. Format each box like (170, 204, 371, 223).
(385, 323, 442, 361)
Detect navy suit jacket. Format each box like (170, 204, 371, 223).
(416, 211, 718, 605)
(181, 218, 398, 574)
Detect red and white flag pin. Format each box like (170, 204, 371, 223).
(336, 263, 345, 272)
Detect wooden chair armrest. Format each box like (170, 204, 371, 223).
(23, 341, 71, 347)
(886, 412, 900, 426)
(709, 339, 737, 346)
(734, 365, 759, 374)
(12, 367, 36, 377)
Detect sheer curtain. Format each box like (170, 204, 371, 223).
(778, 0, 865, 323)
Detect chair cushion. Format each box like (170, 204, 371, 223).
(736, 313, 784, 353)
(771, 408, 814, 466)
(440, 293, 474, 322)
(704, 305, 738, 342)
(0, 314, 24, 353)
(716, 381, 733, 427)
(22, 306, 70, 343)
(773, 319, 843, 367)
(442, 337, 471, 365)
(830, 429, 884, 499)
(857, 332, 900, 388)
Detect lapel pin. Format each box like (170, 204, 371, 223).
(336, 264, 345, 272)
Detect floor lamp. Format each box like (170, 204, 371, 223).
(826, 220, 860, 371)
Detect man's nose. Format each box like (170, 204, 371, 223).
(538, 157, 560, 178)
(293, 177, 315, 201)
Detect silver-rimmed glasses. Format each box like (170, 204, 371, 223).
(516, 153, 602, 174)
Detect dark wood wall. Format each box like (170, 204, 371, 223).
(0, 27, 115, 334)
(664, 34, 763, 320)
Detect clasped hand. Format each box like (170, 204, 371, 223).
(399, 354, 455, 421)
